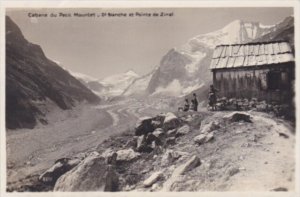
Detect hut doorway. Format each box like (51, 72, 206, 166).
(267, 71, 281, 90)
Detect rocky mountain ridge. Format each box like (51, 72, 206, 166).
(124, 16, 294, 98)
(6, 16, 100, 129)
(69, 69, 140, 99)
(252, 16, 294, 51)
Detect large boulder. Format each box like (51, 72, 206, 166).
(136, 135, 153, 153)
(137, 144, 153, 153)
(194, 131, 215, 145)
(153, 113, 166, 123)
(39, 157, 81, 184)
(136, 135, 146, 149)
(54, 154, 118, 191)
(163, 112, 181, 131)
(193, 134, 206, 145)
(172, 155, 201, 176)
(146, 133, 161, 145)
(176, 125, 191, 137)
(152, 128, 165, 138)
(162, 155, 201, 191)
(167, 129, 177, 136)
(205, 132, 214, 142)
(186, 114, 203, 129)
(101, 149, 115, 159)
(143, 171, 163, 187)
(124, 137, 137, 149)
(101, 149, 119, 165)
(151, 113, 166, 129)
(223, 112, 252, 123)
(200, 121, 220, 134)
(116, 148, 140, 161)
(151, 120, 161, 129)
(165, 137, 176, 146)
(161, 150, 188, 166)
(135, 117, 155, 136)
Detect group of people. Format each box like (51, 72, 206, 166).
(180, 85, 219, 112)
(183, 93, 199, 112)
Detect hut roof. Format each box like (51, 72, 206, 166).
(210, 41, 294, 70)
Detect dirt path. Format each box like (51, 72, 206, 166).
(155, 111, 295, 191)
(227, 114, 295, 191)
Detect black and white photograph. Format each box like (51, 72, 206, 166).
(1, 1, 299, 195)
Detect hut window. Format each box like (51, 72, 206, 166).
(267, 71, 281, 90)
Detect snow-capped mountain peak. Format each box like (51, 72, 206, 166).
(183, 19, 276, 50)
(62, 68, 140, 98)
(222, 19, 242, 30)
(101, 70, 139, 84)
(125, 69, 139, 77)
(99, 70, 140, 97)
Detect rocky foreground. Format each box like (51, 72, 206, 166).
(8, 110, 295, 192)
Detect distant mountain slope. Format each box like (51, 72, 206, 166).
(253, 16, 294, 51)
(100, 70, 139, 95)
(67, 70, 108, 95)
(67, 69, 141, 99)
(147, 49, 192, 95)
(122, 68, 156, 97)
(6, 16, 100, 129)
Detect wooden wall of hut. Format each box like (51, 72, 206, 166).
(212, 63, 295, 103)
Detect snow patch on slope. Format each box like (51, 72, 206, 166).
(100, 70, 140, 96)
(101, 70, 139, 85)
(123, 73, 153, 96)
(123, 66, 159, 96)
(152, 79, 204, 97)
(183, 51, 206, 74)
(153, 79, 182, 96)
(61, 66, 140, 98)
(71, 71, 98, 83)
(182, 82, 204, 96)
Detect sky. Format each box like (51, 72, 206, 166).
(6, 7, 293, 79)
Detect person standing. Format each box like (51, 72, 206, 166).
(208, 85, 218, 110)
(191, 93, 199, 111)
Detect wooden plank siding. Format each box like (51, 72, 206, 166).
(212, 63, 295, 103)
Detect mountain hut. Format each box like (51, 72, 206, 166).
(210, 41, 295, 104)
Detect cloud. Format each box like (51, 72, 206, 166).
(153, 79, 182, 96)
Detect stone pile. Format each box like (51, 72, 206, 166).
(38, 111, 225, 192)
(133, 112, 185, 153)
(214, 97, 292, 117)
(193, 120, 220, 145)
